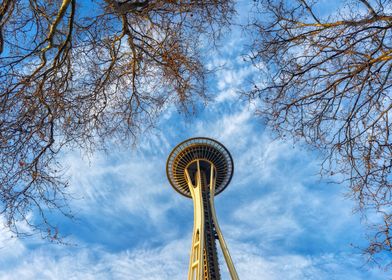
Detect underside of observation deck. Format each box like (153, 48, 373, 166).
(166, 137, 233, 198)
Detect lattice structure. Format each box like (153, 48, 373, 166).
(166, 137, 239, 280)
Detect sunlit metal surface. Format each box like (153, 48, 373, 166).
(166, 137, 239, 280)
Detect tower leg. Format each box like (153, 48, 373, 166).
(186, 161, 205, 280)
(209, 166, 239, 280)
(185, 160, 239, 280)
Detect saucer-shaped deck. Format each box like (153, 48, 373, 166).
(166, 137, 234, 198)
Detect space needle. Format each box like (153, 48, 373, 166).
(166, 137, 239, 280)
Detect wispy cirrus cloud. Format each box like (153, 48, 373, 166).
(0, 101, 385, 279)
(0, 238, 189, 280)
(0, 1, 388, 277)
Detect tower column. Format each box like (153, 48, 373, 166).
(166, 137, 239, 280)
(185, 161, 205, 280)
(209, 165, 239, 280)
(185, 159, 237, 280)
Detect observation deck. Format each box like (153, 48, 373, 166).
(166, 137, 234, 198)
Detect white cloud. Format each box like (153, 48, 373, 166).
(61, 147, 182, 229)
(1, 98, 378, 279)
(1, 10, 387, 277)
(0, 226, 25, 261)
(214, 59, 258, 103)
(1, 234, 384, 280)
(0, 238, 189, 280)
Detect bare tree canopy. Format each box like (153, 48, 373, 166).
(0, 0, 233, 239)
(247, 0, 392, 266)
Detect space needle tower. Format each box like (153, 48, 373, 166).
(166, 137, 239, 280)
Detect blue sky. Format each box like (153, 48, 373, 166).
(0, 1, 390, 279)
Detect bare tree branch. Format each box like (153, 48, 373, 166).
(247, 0, 392, 267)
(0, 0, 234, 241)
